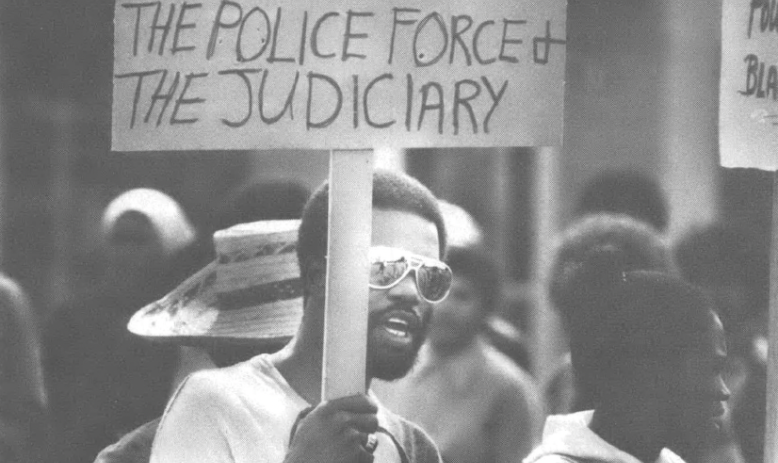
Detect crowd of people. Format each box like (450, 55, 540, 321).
(0, 168, 769, 463)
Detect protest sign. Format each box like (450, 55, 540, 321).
(721, 0, 778, 170)
(112, 0, 566, 150)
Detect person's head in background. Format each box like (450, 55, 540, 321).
(184, 179, 313, 273)
(675, 223, 768, 463)
(567, 247, 729, 462)
(427, 246, 499, 356)
(438, 199, 533, 370)
(438, 200, 484, 250)
(214, 179, 311, 231)
(547, 213, 674, 412)
(100, 188, 196, 310)
(577, 170, 669, 233)
(675, 222, 768, 354)
(550, 213, 674, 334)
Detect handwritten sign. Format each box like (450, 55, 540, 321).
(720, 0, 778, 171)
(112, 0, 566, 151)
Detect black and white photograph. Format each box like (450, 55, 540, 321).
(0, 1, 774, 462)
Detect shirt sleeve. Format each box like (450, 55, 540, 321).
(150, 373, 240, 463)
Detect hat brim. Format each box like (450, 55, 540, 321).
(128, 261, 303, 346)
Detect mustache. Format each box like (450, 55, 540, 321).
(368, 304, 429, 331)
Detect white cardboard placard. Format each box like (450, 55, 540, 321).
(112, 0, 566, 150)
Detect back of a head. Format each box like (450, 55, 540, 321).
(577, 170, 668, 232)
(566, 246, 712, 405)
(675, 222, 768, 326)
(215, 180, 311, 232)
(549, 213, 673, 326)
(297, 169, 447, 285)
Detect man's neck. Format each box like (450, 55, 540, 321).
(272, 335, 324, 404)
(271, 307, 372, 404)
(429, 333, 478, 359)
(590, 405, 665, 463)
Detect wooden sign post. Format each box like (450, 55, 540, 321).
(112, 0, 566, 400)
(721, 2, 778, 461)
(322, 150, 374, 398)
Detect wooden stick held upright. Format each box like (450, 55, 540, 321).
(765, 172, 778, 463)
(322, 149, 374, 400)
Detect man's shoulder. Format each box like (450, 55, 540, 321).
(378, 406, 443, 463)
(169, 357, 274, 407)
(94, 418, 161, 463)
(479, 341, 539, 391)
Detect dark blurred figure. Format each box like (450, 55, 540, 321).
(214, 179, 311, 231)
(374, 246, 544, 463)
(94, 181, 310, 463)
(676, 223, 768, 463)
(0, 276, 47, 463)
(43, 188, 196, 463)
(546, 213, 674, 415)
(483, 287, 533, 372)
(439, 199, 533, 371)
(577, 170, 669, 232)
(526, 247, 729, 463)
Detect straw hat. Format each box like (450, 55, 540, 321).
(128, 220, 303, 346)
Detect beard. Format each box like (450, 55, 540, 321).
(365, 305, 431, 381)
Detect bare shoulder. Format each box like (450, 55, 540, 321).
(481, 342, 539, 391)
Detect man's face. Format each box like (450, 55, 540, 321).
(366, 208, 439, 381)
(666, 311, 730, 438)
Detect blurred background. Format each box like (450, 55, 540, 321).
(0, 0, 772, 379)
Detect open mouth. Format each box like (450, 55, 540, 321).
(375, 309, 420, 345)
(384, 316, 411, 338)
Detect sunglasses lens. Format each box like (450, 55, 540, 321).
(370, 260, 409, 287)
(417, 265, 453, 302)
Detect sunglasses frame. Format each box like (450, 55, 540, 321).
(368, 246, 452, 303)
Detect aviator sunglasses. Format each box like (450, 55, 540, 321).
(368, 246, 453, 303)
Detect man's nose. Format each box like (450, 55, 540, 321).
(386, 273, 421, 302)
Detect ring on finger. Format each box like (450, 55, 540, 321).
(364, 433, 378, 453)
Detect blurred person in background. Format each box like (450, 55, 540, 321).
(374, 245, 544, 463)
(525, 247, 730, 463)
(545, 213, 674, 415)
(93, 180, 311, 463)
(43, 188, 196, 463)
(482, 286, 534, 372)
(0, 275, 48, 463)
(675, 223, 768, 463)
(576, 170, 669, 233)
(439, 199, 533, 371)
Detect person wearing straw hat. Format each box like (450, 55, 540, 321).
(149, 169, 448, 463)
(94, 218, 305, 463)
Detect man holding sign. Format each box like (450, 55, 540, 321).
(149, 170, 448, 463)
